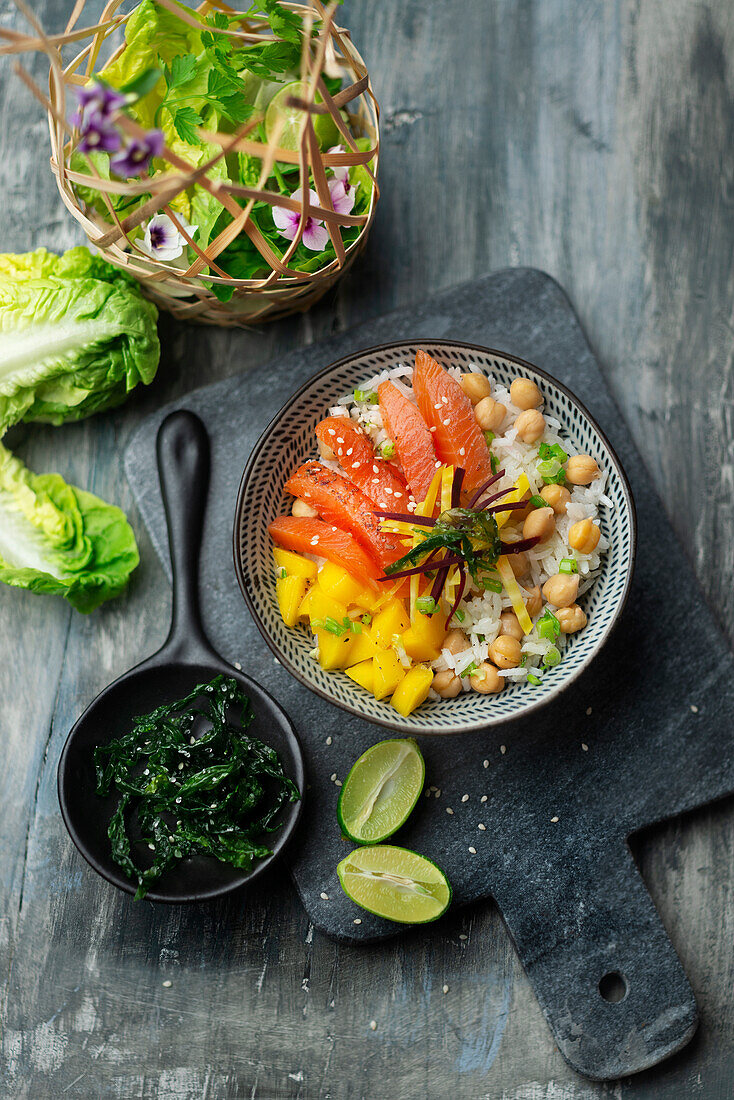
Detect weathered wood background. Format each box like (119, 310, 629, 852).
(2, 1, 733, 1097)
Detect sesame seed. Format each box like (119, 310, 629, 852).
(326, 736, 332, 745)
(370, 1019, 377, 1030)
(330, 773, 337, 782)
(337, 437, 344, 444)
(435, 461, 441, 468)
(442, 984, 449, 994)
(352, 462, 361, 469)
(459, 933, 468, 940)
(446, 807, 454, 815)
(442, 396, 448, 404)
(435, 789, 441, 798)
(483, 759, 489, 768)
(478, 823, 486, 831)
(336, 780, 342, 787)
(468, 846, 476, 854)
(690, 704, 699, 713)
(373, 464, 379, 473)
(378, 501, 387, 507)
(586, 706, 592, 715)
(372, 477, 380, 484)
(346, 447, 353, 456)
(354, 918, 362, 925)
(481, 795, 487, 803)
(459, 447, 465, 455)
(394, 492, 403, 498)
(332, 526, 338, 532)
(429, 786, 437, 792)
(310, 537, 319, 546)
(443, 419, 451, 426)
(320, 892, 329, 900)
(461, 794, 469, 803)
(178, 762, 184, 770)
(425, 790, 432, 797)
(148, 843, 155, 851)
(162, 980, 172, 988)
(190, 736, 196, 745)
(337, 448, 343, 455)
(328, 428, 336, 435)
(500, 745, 506, 754)
(429, 426, 437, 433)
(434, 403, 442, 411)
(581, 743, 588, 752)
(385, 486, 392, 494)
(551, 816, 559, 823)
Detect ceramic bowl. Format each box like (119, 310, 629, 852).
(233, 340, 636, 735)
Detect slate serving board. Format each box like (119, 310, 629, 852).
(125, 270, 734, 1080)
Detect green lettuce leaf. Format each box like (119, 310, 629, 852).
(0, 247, 159, 433)
(0, 442, 139, 613)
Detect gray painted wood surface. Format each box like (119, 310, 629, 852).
(1, 1, 733, 1097)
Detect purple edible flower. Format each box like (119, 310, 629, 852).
(111, 129, 165, 179)
(71, 81, 127, 127)
(76, 111, 121, 155)
(328, 176, 355, 216)
(272, 187, 329, 252)
(139, 213, 198, 261)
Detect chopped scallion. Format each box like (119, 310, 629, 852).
(455, 609, 466, 622)
(416, 596, 438, 615)
(278, 567, 287, 578)
(461, 661, 478, 678)
(543, 645, 561, 668)
(361, 613, 372, 625)
(380, 440, 396, 459)
(484, 430, 496, 446)
(481, 577, 502, 593)
(559, 557, 579, 574)
(527, 672, 543, 686)
(323, 616, 348, 637)
(354, 389, 378, 404)
(529, 495, 546, 509)
(490, 454, 500, 473)
(537, 609, 560, 640)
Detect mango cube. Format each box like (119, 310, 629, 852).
(318, 561, 363, 605)
(401, 627, 441, 663)
(276, 574, 307, 628)
(273, 548, 317, 580)
(371, 599, 410, 649)
(305, 588, 348, 630)
(411, 607, 447, 649)
(315, 627, 356, 670)
(346, 659, 375, 692)
(391, 665, 434, 717)
(353, 586, 382, 613)
(347, 630, 381, 664)
(373, 649, 406, 700)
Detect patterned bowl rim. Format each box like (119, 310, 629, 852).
(233, 339, 637, 734)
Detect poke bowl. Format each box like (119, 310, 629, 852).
(233, 341, 635, 734)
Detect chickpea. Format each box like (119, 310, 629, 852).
(499, 610, 523, 641)
(444, 628, 470, 656)
(318, 439, 336, 461)
(474, 396, 506, 432)
(555, 604, 587, 633)
(292, 498, 318, 518)
(460, 373, 492, 405)
(515, 408, 546, 444)
(489, 634, 522, 669)
(470, 661, 504, 694)
(540, 483, 571, 515)
(510, 377, 543, 410)
(568, 518, 601, 554)
(508, 551, 529, 579)
(523, 506, 555, 542)
(565, 454, 600, 485)
(526, 585, 543, 617)
(542, 573, 580, 608)
(432, 670, 462, 698)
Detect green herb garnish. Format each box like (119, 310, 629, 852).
(416, 596, 438, 615)
(537, 609, 560, 641)
(94, 675, 299, 899)
(543, 645, 561, 668)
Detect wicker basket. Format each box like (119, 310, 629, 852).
(1, 0, 380, 326)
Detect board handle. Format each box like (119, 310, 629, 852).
(493, 836, 697, 1079)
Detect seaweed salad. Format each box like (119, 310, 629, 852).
(94, 675, 300, 898)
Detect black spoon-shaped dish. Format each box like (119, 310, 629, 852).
(58, 410, 305, 903)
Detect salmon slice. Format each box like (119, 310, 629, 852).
(315, 416, 411, 508)
(412, 349, 493, 495)
(284, 461, 406, 571)
(269, 516, 381, 590)
(377, 381, 439, 501)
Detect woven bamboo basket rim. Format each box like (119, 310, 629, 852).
(0, 0, 380, 324)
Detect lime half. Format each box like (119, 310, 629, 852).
(337, 845, 452, 924)
(265, 80, 339, 151)
(337, 738, 424, 844)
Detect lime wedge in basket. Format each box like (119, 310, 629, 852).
(337, 738, 425, 844)
(265, 81, 339, 150)
(337, 845, 452, 924)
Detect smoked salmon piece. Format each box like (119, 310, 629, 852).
(377, 381, 439, 501)
(315, 416, 411, 508)
(412, 349, 493, 495)
(284, 461, 406, 571)
(269, 516, 381, 590)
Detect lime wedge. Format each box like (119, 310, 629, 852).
(265, 80, 340, 151)
(337, 845, 452, 924)
(337, 738, 424, 844)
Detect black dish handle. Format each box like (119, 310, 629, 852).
(493, 833, 698, 1079)
(156, 410, 219, 666)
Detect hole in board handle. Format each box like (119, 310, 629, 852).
(599, 971, 627, 1003)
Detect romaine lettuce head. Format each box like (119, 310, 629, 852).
(0, 442, 139, 613)
(0, 247, 159, 433)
